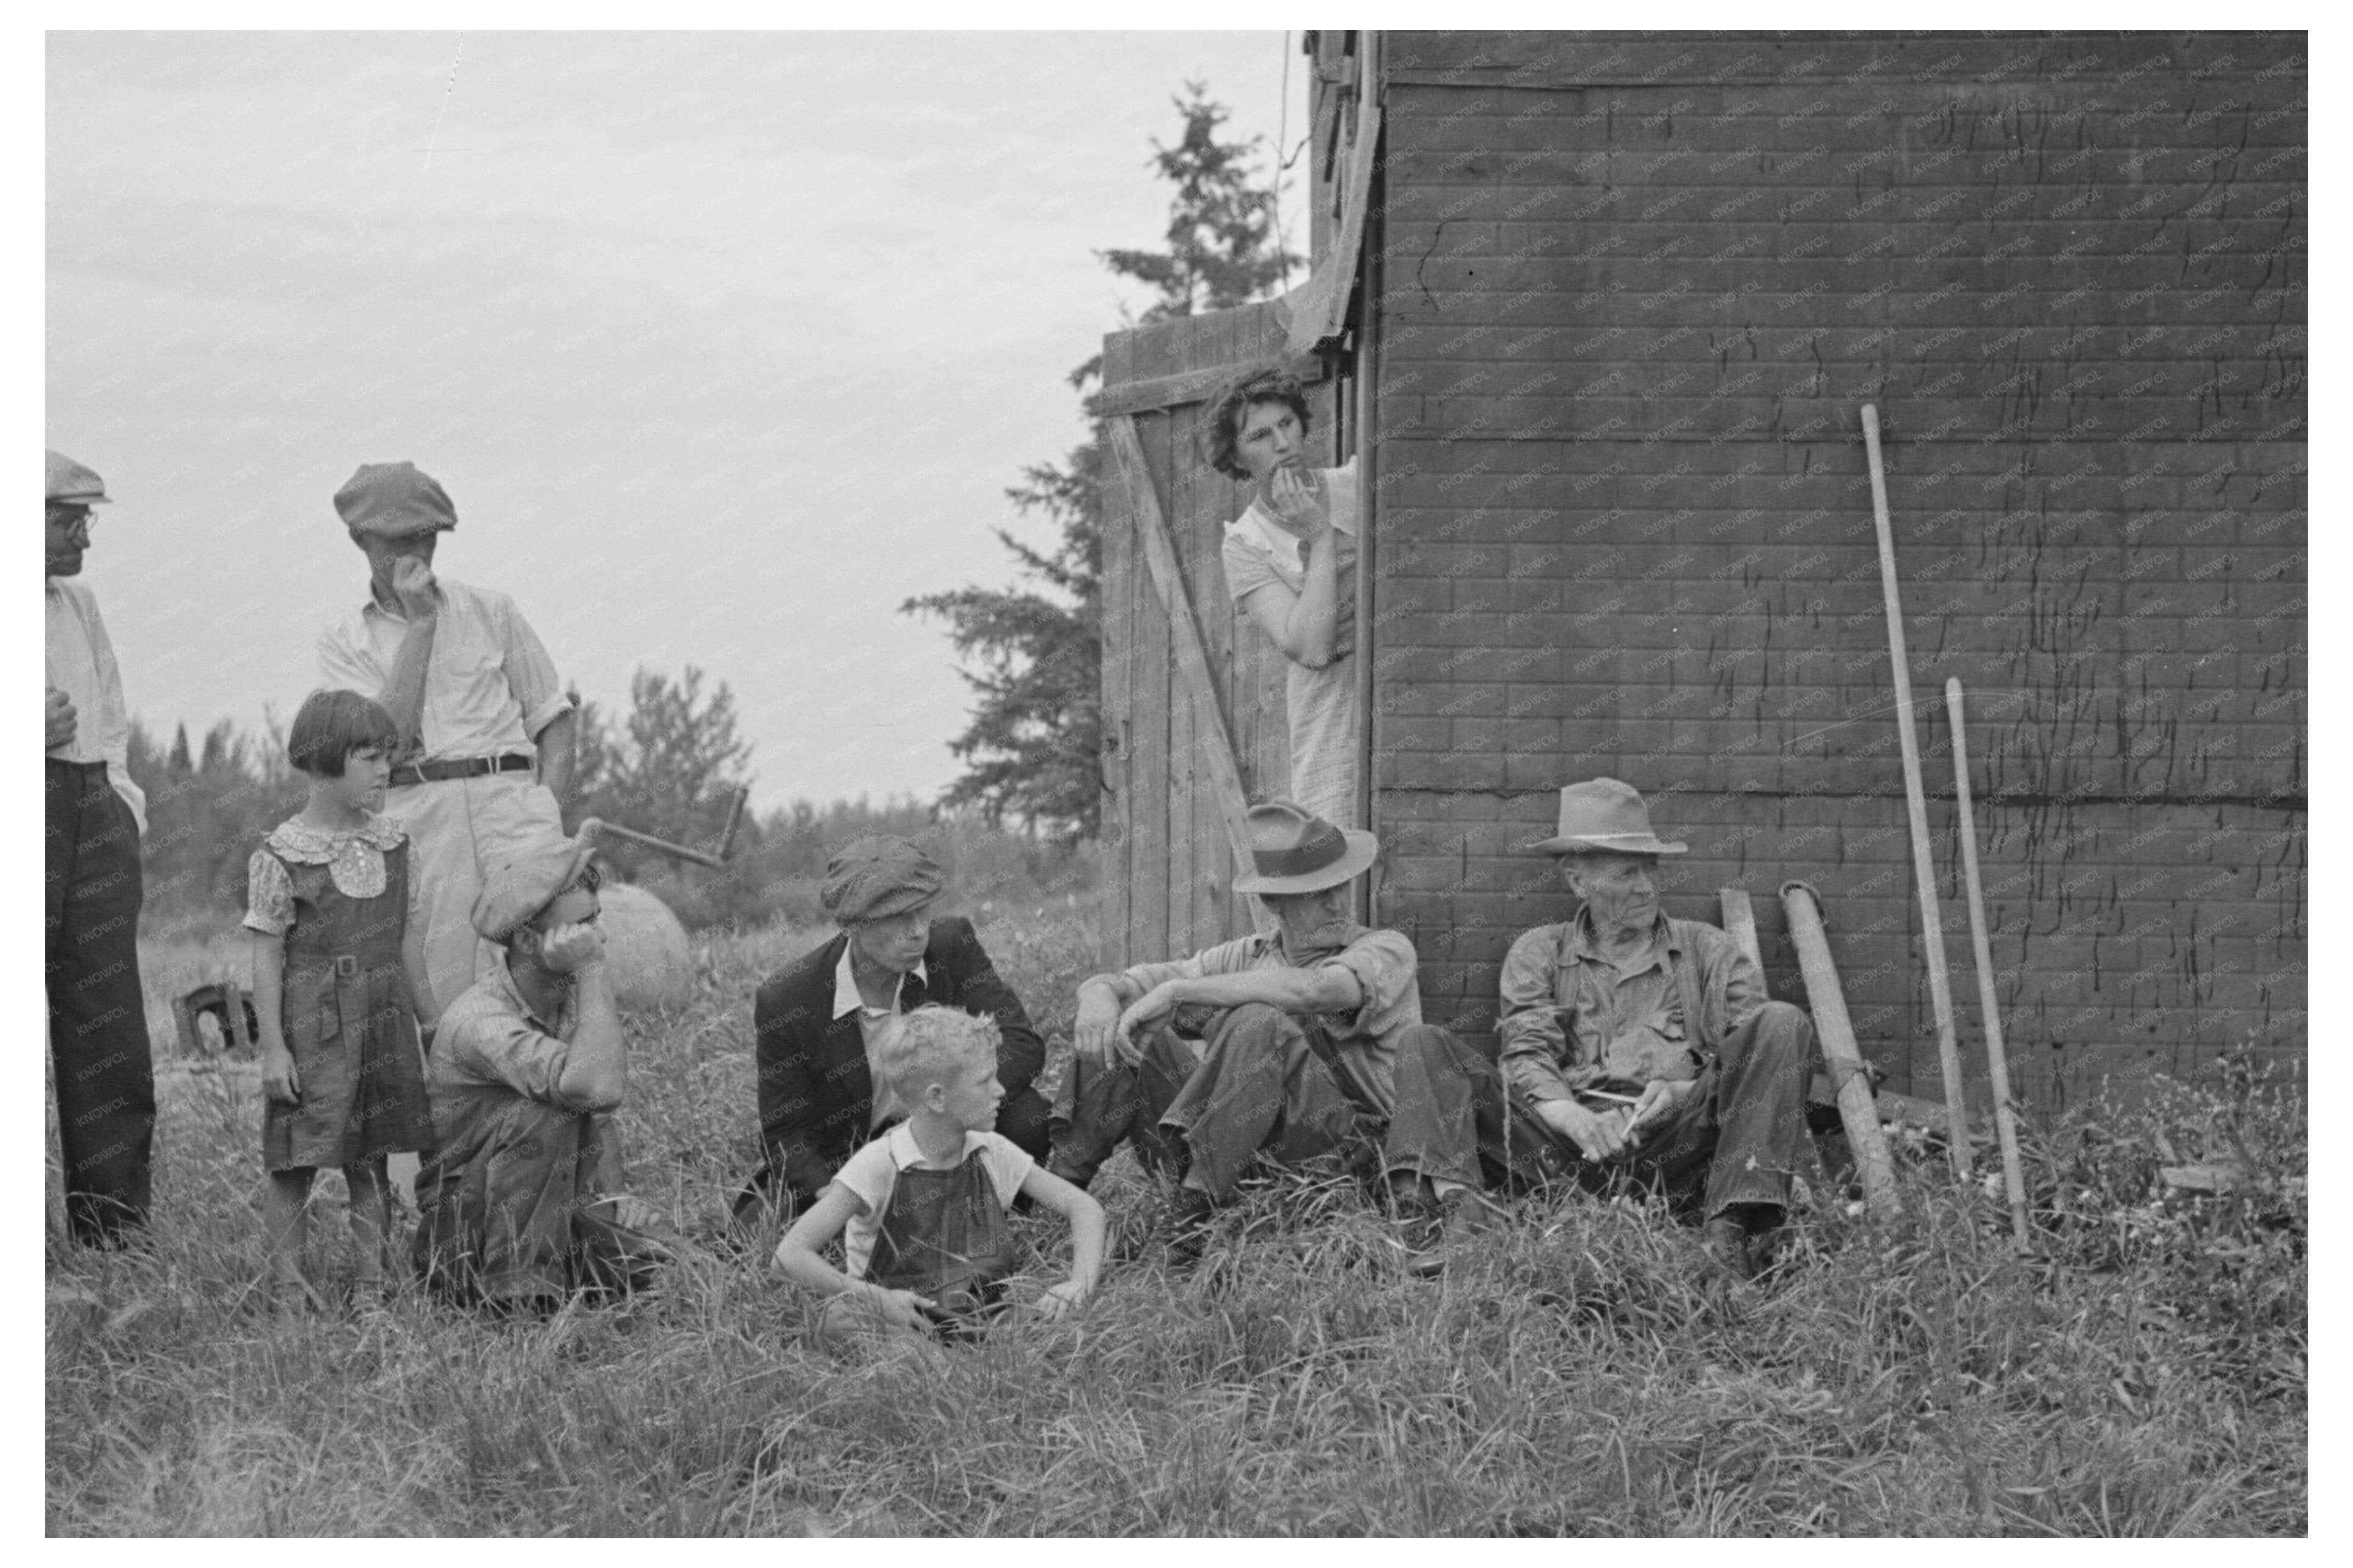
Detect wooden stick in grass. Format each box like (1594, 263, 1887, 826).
(1780, 880, 1903, 1222)
(1860, 403, 1972, 1179)
(1944, 678, 2032, 1245)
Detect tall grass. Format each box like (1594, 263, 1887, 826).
(48, 910, 2304, 1536)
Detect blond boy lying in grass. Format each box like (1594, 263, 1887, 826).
(775, 1006, 1106, 1345)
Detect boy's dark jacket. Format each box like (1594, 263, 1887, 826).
(742, 915, 1050, 1217)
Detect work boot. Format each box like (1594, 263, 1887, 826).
(1699, 1216, 1757, 1283)
(1158, 1186, 1217, 1270)
(1440, 1187, 1502, 1243)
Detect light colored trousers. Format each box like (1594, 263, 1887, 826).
(390, 772, 566, 1031)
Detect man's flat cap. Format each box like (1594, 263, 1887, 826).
(335, 461, 457, 538)
(46, 450, 111, 505)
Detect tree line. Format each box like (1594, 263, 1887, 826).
(903, 84, 1296, 841)
(129, 82, 1286, 931)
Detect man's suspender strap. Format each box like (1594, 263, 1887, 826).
(1666, 920, 1714, 1069)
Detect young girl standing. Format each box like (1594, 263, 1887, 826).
(244, 689, 434, 1311)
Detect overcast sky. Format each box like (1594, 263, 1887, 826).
(46, 30, 1308, 813)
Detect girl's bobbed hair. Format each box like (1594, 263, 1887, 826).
(287, 688, 402, 779)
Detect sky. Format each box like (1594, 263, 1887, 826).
(46, 29, 1310, 813)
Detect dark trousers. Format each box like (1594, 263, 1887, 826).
(1050, 1003, 1480, 1203)
(45, 759, 155, 1245)
(1394, 1000, 1817, 1220)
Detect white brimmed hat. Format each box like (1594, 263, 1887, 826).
(1526, 779, 1688, 857)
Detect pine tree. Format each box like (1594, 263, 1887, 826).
(906, 84, 1294, 841)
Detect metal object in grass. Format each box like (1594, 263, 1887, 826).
(173, 980, 259, 1056)
(1859, 403, 1971, 1178)
(574, 783, 750, 871)
(1945, 678, 2032, 1245)
(1779, 880, 1903, 1222)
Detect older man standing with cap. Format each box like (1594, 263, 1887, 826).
(1491, 779, 1817, 1280)
(45, 450, 156, 1247)
(412, 834, 664, 1311)
(318, 461, 577, 1038)
(1050, 800, 1499, 1269)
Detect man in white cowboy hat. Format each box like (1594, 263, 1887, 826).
(1048, 800, 1499, 1267)
(317, 461, 579, 1039)
(1488, 778, 1817, 1280)
(45, 450, 156, 1246)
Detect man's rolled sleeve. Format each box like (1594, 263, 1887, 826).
(443, 1011, 577, 1108)
(1323, 928, 1415, 1032)
(1115, 948, 1213, 997)
(1497, 926, 1576, 1105)
(317, 621, 382, 698)
(492, 592, 570, 739)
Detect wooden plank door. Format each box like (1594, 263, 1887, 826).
(1096, 300, 1342, 971)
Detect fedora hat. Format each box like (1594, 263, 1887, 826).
(1230, 800, 1380, 895)
(1526, 778, 1687, 857)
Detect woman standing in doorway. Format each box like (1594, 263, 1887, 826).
(1206, 367, 1361, 827)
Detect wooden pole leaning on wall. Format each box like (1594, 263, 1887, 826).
(1944, 678, 2032, 1246)
(1780, 881, 1903, 1222)
(1860, 403, 1972, 1179)
(1718, 887, 1767, 975)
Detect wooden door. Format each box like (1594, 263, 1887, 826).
(1095, 301, 1341, 971)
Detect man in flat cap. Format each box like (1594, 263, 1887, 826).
(45, 450, 156, 1247)
(317, 461, 577, 1039)
(1461, 779, 1818, 1280)
(1050, 800, 1501, 1270)
(732, 835, 1053, 1232)
(412, 834, 665, 1311)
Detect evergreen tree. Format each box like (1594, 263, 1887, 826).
(906, 84, 1294, 841)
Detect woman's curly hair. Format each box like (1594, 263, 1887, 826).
(1201, 365, 1313, 481)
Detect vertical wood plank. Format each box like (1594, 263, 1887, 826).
(1096, 330, 1136, 973)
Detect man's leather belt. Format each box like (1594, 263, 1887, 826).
(389, 753, 536, 788)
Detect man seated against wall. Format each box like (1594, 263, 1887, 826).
(1410, 779, 1817, 1281)
(1048, 800, 1500, 1272)
(412, 835, 667, 1312)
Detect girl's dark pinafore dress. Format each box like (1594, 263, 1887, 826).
(262, 838, 434, 1171)
(866, 1149, 1023, 1338)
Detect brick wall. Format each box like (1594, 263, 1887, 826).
(1365, 31, 2306, 1107)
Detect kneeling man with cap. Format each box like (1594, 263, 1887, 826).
(412, 835, 665, 1311)
(1477, 780, 1816, 1280)
(1050, 801, 1498, 1267)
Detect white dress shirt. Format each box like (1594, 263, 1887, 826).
(834, 943, 929, 1129)
(317, 577, 570, 760)
(45, 576, 146, 833)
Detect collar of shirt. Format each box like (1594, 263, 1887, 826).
(833, 943, 928, 1022)
(1565, 907, 1680, 976)
(489, 953, 574, 1039)
(880, 1121, 986, 1172)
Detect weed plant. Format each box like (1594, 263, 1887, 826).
(48, 912, 2305, 1536)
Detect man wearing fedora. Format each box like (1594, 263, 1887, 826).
(1484, 779, 1817, 1280)
(1048, 800, 1497, 1266)
(317, 461, 578, 1037)
(45, 450, 156, 1246)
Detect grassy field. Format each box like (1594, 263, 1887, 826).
(48, 905, 2306, 1536)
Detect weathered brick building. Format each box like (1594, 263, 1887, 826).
(1092, 30, 2305, 1109)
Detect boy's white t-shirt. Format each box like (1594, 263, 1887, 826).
(824, 1123, 1035, 1281)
